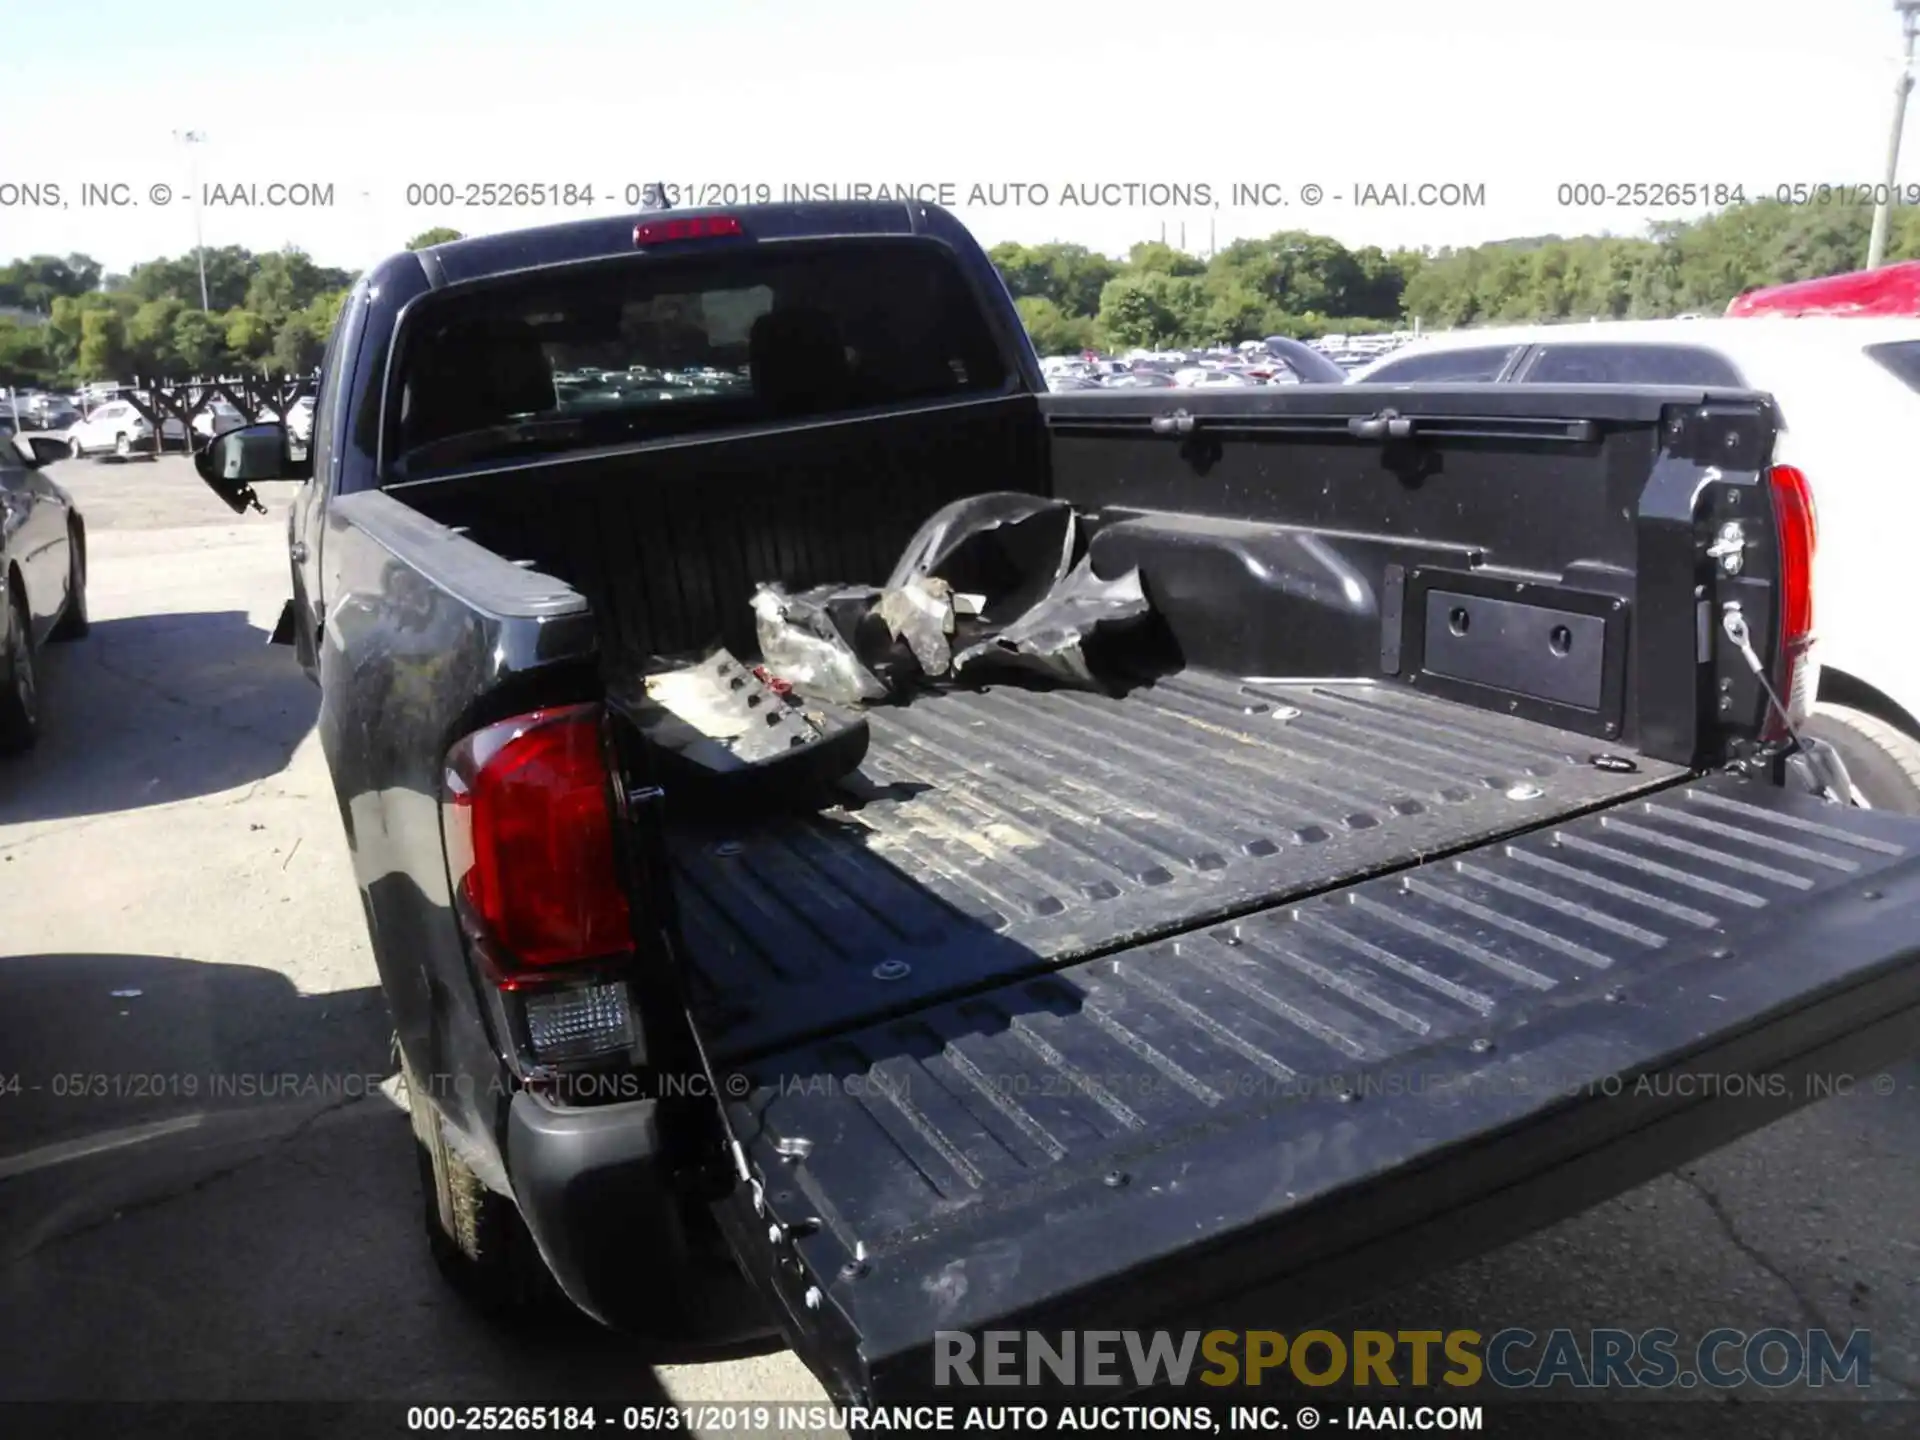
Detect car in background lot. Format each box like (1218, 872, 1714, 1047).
(25, 395, 81, 430)
(286, 395, 315, 443)
(1355, 317, 1920, 811)
(252, 396, 317, 443)
(66, 400, 185, 459)
(191, 400, 249, 441)
(0, 433, 89, 753)
(1176, 366, 1258, 387)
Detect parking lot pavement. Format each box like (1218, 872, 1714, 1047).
(2, 456, 1917, 1436)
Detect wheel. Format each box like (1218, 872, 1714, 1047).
(49, 527, 88, 642)
(1804, 703, 1920, 814)
(0, 586, 38, 755)
(399, 1045, 560, 1321)
(114, 432, 131, 459)
(68, 436, 86, 460)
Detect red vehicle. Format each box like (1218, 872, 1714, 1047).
(1727, 260, 1920, 318)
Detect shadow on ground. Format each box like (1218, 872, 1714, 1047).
(0, 610, 317, 824)
(0, 953, 704, 1406)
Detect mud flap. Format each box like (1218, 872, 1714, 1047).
(709, 773, 1920, 1405)
(268, 598, 298, 646)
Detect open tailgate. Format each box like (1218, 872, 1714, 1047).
(712, 773, 1920, 1403)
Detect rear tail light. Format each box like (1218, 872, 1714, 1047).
(632, 214, 744, 245)
(1765, 463, 1817, 741)
(444, 703, 631, 968)
(444, 705, 642, 1070)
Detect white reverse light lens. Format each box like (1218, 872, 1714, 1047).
(523, 980, 636, 1064)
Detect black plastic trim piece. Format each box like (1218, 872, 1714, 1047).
(1402, 567, 1629, 739)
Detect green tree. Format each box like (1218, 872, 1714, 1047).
(126, 246, 254, 312)
(171, 308, 228, 375)
(991, 242, 1118, 318)
(1015, 296, 1098, 355)
(1200, 281, 1279, 344)
(406, 227, 464, 250)
(0, 254, 104, 313)
(1346, 246, 1409, 319)
(268, 315, 323, 375)
(46, 293, 128, 374)
(127, 297, 187, 377)
(1097, 272, 1209, 347)
(1891, 208, 1920, 260)
(222, 309, 274, 365)
(1126, 241, 1206, 278)
(246, 248, 354, 325)
(300, 288, 350, 338)
(77, 308, 132, 381)
(0, 318, 56, 386)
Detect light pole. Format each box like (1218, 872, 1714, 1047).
(173, 129, 210, 310)
(1866, 2, 1920, 270)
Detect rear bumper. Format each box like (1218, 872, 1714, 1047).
(504, 1090, 773, 1342)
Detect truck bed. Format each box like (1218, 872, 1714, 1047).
(670, 669, 1684, 1061)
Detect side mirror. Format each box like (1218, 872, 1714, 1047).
(10, 434, 71, 469)
(192, 422, 311, 515)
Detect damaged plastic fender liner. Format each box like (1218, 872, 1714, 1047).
(952, 555, 1150, 689)
(887, 492, 1076, 625)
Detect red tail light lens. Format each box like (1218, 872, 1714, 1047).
(1766, 463, 1818, 740)
(632, 215, 744, 245)
(444, 705, 632, 970)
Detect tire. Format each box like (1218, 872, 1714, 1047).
(399, 1045, 560, 1321)
(68, 437, 86, 460)
(49, 527, 88, 642)
(0, 585, 38, 755)
(1804, 703, 1920, 814)
(114, 432, 131, 459)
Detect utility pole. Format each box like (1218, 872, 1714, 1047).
(173, 129, 210, 309)
(1867, 2, 1920, 270)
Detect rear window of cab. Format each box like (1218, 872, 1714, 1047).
(384, 239, 1010, 480)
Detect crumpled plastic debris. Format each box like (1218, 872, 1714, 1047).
(888, 493, 1076, 625)
(751, 492, 1154, 704)
(875, 574, 955, 676)
(751, 582, 890, 704)
(953, 555, 1150, 689)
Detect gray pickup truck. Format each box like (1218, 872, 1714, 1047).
(194, 201, 1920, 1407)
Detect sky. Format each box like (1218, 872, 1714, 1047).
(2, 0, 1916, 273)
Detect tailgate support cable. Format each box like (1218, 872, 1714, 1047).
(679, 983, 766, 1218)
(1720, 604, 1852, 803)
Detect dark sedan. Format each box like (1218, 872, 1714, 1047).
(1, 434, 89, 753)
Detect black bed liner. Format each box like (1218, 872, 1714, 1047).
(670, 670, 1683, 1060)
(712, 773, 1920, 1404)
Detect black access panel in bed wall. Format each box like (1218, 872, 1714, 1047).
(1395, 566, 1630, 740)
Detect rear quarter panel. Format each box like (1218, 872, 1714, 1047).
(317, 488, 594, 1165)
